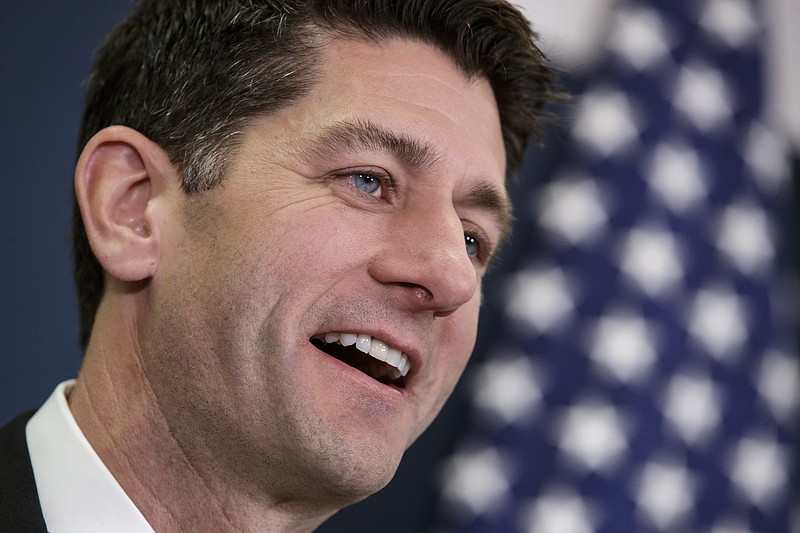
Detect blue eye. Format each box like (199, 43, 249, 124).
(351, 173, 381, 195)
(465, 234, 480, 257)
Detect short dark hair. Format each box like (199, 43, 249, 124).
(72, 0, 559, 348)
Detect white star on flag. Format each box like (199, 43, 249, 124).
(745, 122, 790, 192)
(556, 400, 628, 472)
(573, 89, 640, 156)
(537, 175, 608, 245)
(619, 225, 684, 297)
(521, 489, 596, 533)
(440, 447, 511, 516)
(646, 140, 708, 212)
(472, 355, 542, 426)
(635, 458, 696, 530)
(607, 7, 671, 71)
(589, 312, 657, 382)
(756, 350, 800, 422)
(716, 201, 774, 274)
(662, 370, 722, 445)
(505, 266, 575, 333)
(729, 436, 789, 508)
(687, 286, 748, 359)
(673, 62, 733, 131)
(700, 0, 759, 48)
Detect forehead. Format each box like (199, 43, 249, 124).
(284, 36, 507, 181)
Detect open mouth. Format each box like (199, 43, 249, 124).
(310, 332, 410, 389)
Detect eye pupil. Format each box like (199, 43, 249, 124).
(465, 234, 479, 257)
(353, 173, 380, 194)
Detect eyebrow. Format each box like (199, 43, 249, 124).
(462, 182, 514, 247)
(310, 119, 442, 171)
(303, 119, 513, 244)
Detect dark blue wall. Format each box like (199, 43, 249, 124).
(1, 2, 135, 425)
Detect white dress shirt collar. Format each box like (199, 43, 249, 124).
(26, 380, 154, 533)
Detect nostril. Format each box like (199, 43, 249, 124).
(414, 286, 433, 302)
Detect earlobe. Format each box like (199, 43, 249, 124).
(75, 126, 176, 283)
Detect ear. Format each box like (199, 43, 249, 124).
(75, 126, 178, 283)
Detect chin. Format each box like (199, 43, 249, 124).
(308, 443, 404, 508)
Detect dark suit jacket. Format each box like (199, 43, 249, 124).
(0, 411, 48, 532)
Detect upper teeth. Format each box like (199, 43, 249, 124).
(323, 332, 411, 378)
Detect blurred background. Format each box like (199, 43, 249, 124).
(2, 1, 798, 531)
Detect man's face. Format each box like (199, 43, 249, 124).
(146, 37, 508, 506)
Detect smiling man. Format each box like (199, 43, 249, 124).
(0, 1, 557, 531)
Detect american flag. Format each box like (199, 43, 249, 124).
(435, 0, 799, 531)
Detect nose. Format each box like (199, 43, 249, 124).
(368, 204, 478, 316)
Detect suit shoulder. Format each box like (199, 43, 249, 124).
(0, 411, 48, 532)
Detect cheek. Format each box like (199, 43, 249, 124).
(205, 211, 343, 300)
(454, 295, 481, 354)
(261, 202, 372, 264)
(408, 304, 479, 446)
(434, 298, 481, 397)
